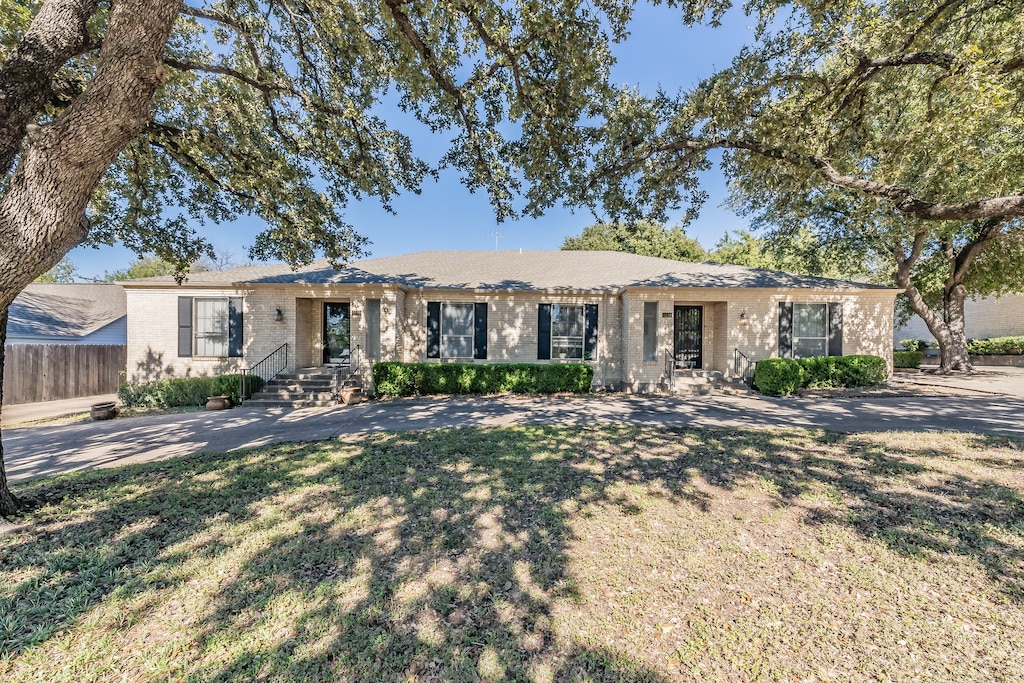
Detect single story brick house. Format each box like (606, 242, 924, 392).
(119, 250, 898, 392)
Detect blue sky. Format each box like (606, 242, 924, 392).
(69, 4, 757, 279)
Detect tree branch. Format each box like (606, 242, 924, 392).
(0, 0, 101, 175)
(382, 0, 492, 184)
(605, 136, 1024, 222)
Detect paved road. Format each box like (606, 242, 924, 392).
(5, 393, 1023, 482)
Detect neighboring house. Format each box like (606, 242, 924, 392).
(8, 283, 127, 345)
(4, 283, 128, 405)
(894, 294, 1024, 345)
(120, 250, 898, 392)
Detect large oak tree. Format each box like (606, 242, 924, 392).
(581, 0, 1024, 372)
(0, 0, 634, 515)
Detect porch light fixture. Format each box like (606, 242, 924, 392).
(739, 309, 747, 320)
(273, 307, 284, 322)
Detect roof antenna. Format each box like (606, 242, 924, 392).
(488, 230, 504, 251)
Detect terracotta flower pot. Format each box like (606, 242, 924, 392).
(206, 395, 232, 411)
(90, 401, 118, 421)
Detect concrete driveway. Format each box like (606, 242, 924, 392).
(5, 392, 1023, 482)
(893, 365, 1024, 398)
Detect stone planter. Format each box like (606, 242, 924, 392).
(90, 401, 118, 421)
(340, 386, 364, 405)
(206, 395, 232, 411)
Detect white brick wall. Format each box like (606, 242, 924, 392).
(398, 290, 621, 387)
(125, 287, 250, 382)
(895, 294, 1024, 343)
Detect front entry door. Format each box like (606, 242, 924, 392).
(674, 305, 703, 369)
(323, 302, 350, 365)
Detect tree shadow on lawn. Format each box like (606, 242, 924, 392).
(2, 425, 1023, 681)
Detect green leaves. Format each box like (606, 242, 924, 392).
(562, 220, 707, 262)
(73, 0, 638, 269)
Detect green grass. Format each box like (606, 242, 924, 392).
(3, 426, 1024, 681)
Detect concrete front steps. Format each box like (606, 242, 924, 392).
(244, 367, 354, 408)
(666, 370, 754, 397)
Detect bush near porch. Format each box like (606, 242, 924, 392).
(894, 350, 924, 368)
(118, 374, 265, 408)
(372, 362, 593, 397)
(754, 355, 887, 396)
(967, 336, 1024, 356)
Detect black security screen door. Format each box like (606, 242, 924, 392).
(674, 306, 703, 369)
(323, 302, 350, 365)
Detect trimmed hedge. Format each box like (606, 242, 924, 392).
(898, 339, 931, 352)
(754, 355, 887, 396)
(751, 358, 805, 397)
(372, 362, 594, 397)
(118, 374, 265, 408)
(967, 336, 1024, 356)
(894, 351, 924, 369)
(900, 336, 1024, 356)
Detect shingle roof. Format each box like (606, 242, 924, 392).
(9, 284, 127, 339)
(119, 250, 892, 291)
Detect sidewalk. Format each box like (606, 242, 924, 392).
(2, 394, 118, 428)
(892, 365, 1024, 398)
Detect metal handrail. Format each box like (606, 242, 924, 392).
(665, 348, 677, 384)
(239, 342, 289, 403)
(734, 348, 756, 388)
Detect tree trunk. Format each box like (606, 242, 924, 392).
(894, 263, 973, 374)
(0, 306, 21, 517)
(940, 282, 973, 372)
(0, 0, 182, 516)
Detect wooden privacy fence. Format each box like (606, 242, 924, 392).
(3, 344, 127, 405)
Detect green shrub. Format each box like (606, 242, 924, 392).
(753, 355, 887, 396)
(211, 374, 265, 403)
(893, 351, 923, 368)
(372, 362, 594, 397)
(117, 373, 264, 408)
(966, 336, 1024, 355)
(899, 339, 931, 352)
(752, 358, 805, 396)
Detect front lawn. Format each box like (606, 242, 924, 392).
(2, 426, 1023, 681)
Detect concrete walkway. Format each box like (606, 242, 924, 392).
(2, 394, 118, 427)
(5, 392, 1023, 482)
(893, 365, 1024, 398)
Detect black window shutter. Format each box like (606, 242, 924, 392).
(584, 304, 599, 360)
(177, 296, 193, 357)
(426, 301, 440, 359)
(778, 302, 793, 358)
(828, 302, 843, 356)
(537, 304, 551, 360)
(473, 302, 488, 360)
(228, 297, 244, 358)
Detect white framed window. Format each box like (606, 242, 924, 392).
(551, 304, 584, 359)
(194, 298, 229, 357)
(441, 303, 474, 358)
(793, 303, 828, 357)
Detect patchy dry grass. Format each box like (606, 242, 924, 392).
(2, 426, 1024, 682)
